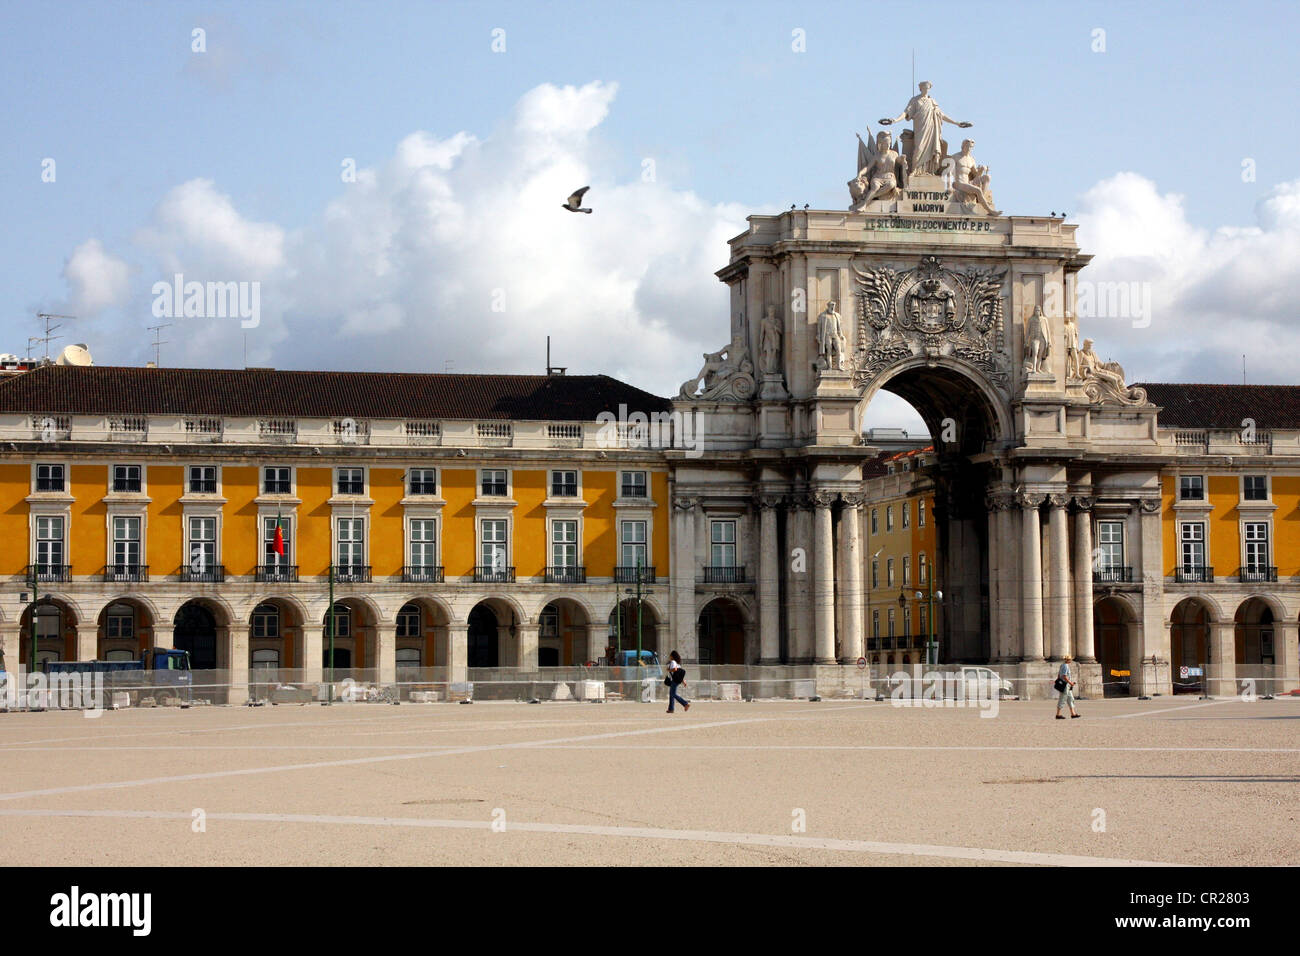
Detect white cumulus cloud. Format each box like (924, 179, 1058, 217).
(62, 239, 131, 316)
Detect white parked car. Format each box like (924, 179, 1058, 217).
(958, 666, 1015, 699)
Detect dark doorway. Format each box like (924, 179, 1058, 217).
(174, 603, 217, 669)
(468, 605, 499, 667)
(322, 648, 351, 669)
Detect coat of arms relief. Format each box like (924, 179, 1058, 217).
(852, 255, 1009, 390)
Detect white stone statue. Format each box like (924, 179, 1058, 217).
(849, 130, 908, 210)
(1064, 311, 1081, 380)
(1024, 305, 1051, 374)
(759, 303, 783, 374)
(1078, 338, 1147, 405)
(880, 81, 972, 176)
(817, 301, 847, 371)
(948, 139, 998, 215)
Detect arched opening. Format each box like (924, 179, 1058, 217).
(1170, 598, 1212, 694)
(607, 598, 661, 664)
(174, 601, 220, 670)
(321, 599, 378, 678)
(1093, 596, 1136, 697)
(698, 597, 746, 665)
(395, 597, 452, 675)
(539, 598, 590, 667)
(467, 598, 522, 669)
(858, 359, 1005, 665)
(1234, 598, 1277, 678)
(98, 598, 154, 661)
(19, 599, 77, 666)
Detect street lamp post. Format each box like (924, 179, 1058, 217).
(625, 559, 654, 700)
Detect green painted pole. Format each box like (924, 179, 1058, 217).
(328, 563, 335, 704)
(28, 564, 37, 709)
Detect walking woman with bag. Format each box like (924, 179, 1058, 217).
(1055, 655, 1080, 719)
(666, 650, 690, 713)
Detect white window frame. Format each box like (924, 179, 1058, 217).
(550, 518, 579, 569)
(407, 468, 438, 496)
(1179, 521, 1206, 572)
(1243, 521, 1270, 572)
(335, 515, 368, 570)
(335, 467, 366, 497)
(710, 519, 737, 568)
(1178, 474, 1204, 501)
(186, 514, 219, 574)
(480, 469, 509, 498)
(111, 463, 144, 494)
(887, 558, 895, 587)
(34, 462, 67, 494)
(1242, 475, 1269, 502)
(263, 514, 295, 567)
(262, 466, 294, 496)
(620, 471, 648, 499)
(620, 519, 648, 569)
(550, 469, 580, 499)
(408, 517, 440, 571)
(187, 464, 220, 495)
(111, 515, 143, 569)
(480, 517, 510, 571)
(1096, 520, 1125, 570)
(34, 515, 66, 569)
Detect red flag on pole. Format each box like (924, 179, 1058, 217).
(273, 510, 286, 556)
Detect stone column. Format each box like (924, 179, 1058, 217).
(1071, 497, 1096, 661)
(1137, 497, 1169, 693)
(1019, 494, 1045, 660)
(1274, 620, 1298, 694)
(1047, 494, 1072, 660)
(812, 491, 837, 664)
(152, 624, 174, 651)
(839, 493, 865, 663)
(447, 623, 469, 685)
(376, 623, 397, 686)
(76, 622, 97, 663)
(985, 494, 1005, 661)
(786, 496, 814, 662)
(1208, 621, 1237, 698)
(0, 625, 20, 689)
(670, 496, 698, 661)
(301, 622, 323, 686)
(996, 499, 1019, 660)
(586, 623, 608, 665)
(757, 495, 782, 664)
(517, 623, 539, 673)
(282, 625, 302, 674)
(227, 624, 249, 706)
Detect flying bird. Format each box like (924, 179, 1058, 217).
(562, 186, 592, 214)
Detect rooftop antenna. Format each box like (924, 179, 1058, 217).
(443, 360, 455, 373)
(546, 335, 566, 376)
(911, 49, 915, 93)
(147, 322, 171, 367)
(1243, 354, 1246, 385)
(34, 313, 72, 362)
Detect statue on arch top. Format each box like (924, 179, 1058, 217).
(948, 139, 999, 215)
(849, 130, 909, 210)
(880, 81, 972, 176)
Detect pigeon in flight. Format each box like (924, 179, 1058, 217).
(562, 186, 592, 214)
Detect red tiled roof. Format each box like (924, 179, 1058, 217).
(0, 365, 671, 421)
(1138, 383, 1300, 430)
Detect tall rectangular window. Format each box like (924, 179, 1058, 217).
(263, 467, 291, 494)
(887, 608, 896, 637)
(550, 470, 578, 497)
(620, 471, 647, 498)
(904, 608, 911, 637)
(902, 555, 911, 586)
(481, 519, 508, 570)
(1097, 520, 1124, 570)
(1178, 475, 1204, 501)
(872, 609, 880, 638)
(337, 518, 365, 568)
(36, 464, 65, 492)
(710, 520, 737, 566)
(408, 468, 438, 495)
(188, 466, 217, 493)
(189, 516, 216, 572)
(113, 516, 141, 567)
(871, 560, 879, 589)
(918, 499, 926, 527)
(887, 558, 895, 587)
(870, 509, 879, 534)
(1180, 522, 1205, 572)
(1244, 475, 1268, 501)
(263, 516, 292, 566)
(1244, 522, 1270, 571)
(620, 520, 647, 568)
(919, 553, 928, 584)
(902, 503, 910, 529)
(113, 464, 141, 493)
(481, 470, 507, 496)
(886, 506, 894, 532)
(551, 520, 578, 567)
(410, 519, 437, 569)
(336, 468, 364, 495)
(35, 516, 64, 569)
(919, 604, 929, 637)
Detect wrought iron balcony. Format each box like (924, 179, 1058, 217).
(545, 566, 586, 584)
(332, 564, 372, 583)
(1174, 566, 1214, 584)
(702, 565, 747, 584)
(102, 564, 148, 583)
(179, 564, 225, 583)
(256, 564, 299, 583)
(474, 565, 516, 584)
(26, 563, 71, 583)
(402, 565, 445, 584)
(1092, 566, 1133, 584)
(614, 565, 655, 584)
(1239, 565, 1278, 583)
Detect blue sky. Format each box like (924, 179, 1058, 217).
(2, 0, 1297, 426)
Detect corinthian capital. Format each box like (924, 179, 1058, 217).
(671, 495, 699, 512)
(757, 493, 784, 511)
(1138, 497, 1162, 514)
(839, 492, 865, 509)
(1017, 491, 1045, 509)
(811, 491, 838, 509)
(1072, 495, 1095, 513)
(1047, 493, 1071, 509)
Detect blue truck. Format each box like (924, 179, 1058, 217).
(42, 649, 194, 704)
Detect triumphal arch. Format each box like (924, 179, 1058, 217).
(670, 83, 1168, 694)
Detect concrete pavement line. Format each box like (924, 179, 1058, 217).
(0, 808, 1184, 867)
(0, 715, 773, 804)
(1104, 699, 1237, 719)
(528, 743, 1300, 753)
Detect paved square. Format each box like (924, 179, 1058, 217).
(1, 696, 1297, 866)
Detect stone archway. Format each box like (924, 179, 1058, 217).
(174, 600, 224, 670)
(97, 597, 156, 661)
(19, 598, 80, 666)
(1094, 595, 1138, 697)
(539, 598, 591, 667)
(1170, 598, 1212, 694)
(608, 597, 662, 664)
(1234, 597, 1280, 679)
(698, 597, 747, 666)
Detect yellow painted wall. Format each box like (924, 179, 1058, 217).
(370, 467, 405, 576)
(1207, 475, 1241, 575)
(223, 466, 260, 574)
(1275, 475, 1300, 577)
(441, 468, 476, 575)
(1161, 475, 1177, 574)
(70, 465, 106, 574)
(652, 471, 670, 572)
(583, 470, 616, 573)
(147, 465, 183, 574)
(513, 469, 547, 576)
(0, 464, 29, 575)
(297, 467, 332, 576)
